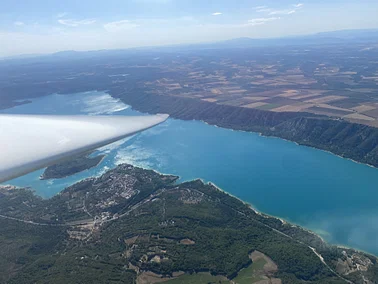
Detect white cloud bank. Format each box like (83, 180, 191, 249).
(247, 17, 281, 26)
(58, 18, 96, 27)
(256, 3, 304, 16)
(269, 9, 296, 15)
(104, 20, 140, 32)
(57, 12, 68, 18)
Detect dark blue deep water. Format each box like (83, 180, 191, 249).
(2, 91, 378, 255)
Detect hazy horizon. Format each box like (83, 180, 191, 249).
(2, 27, 378, 60)
(1, 0, 378, 57)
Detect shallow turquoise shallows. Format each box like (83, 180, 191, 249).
(2, 91, 378, 256)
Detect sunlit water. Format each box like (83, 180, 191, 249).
(2, 90, 378, 255)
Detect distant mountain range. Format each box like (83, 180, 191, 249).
(1, 28, 378, 62)
(201, 29, 378, 49)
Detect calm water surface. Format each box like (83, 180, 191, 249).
(2, 90, 378, 255)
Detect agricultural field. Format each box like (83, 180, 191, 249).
(163, 273, 230, 284)
(139, 43, 378, 127)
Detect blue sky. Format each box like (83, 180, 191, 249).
(0, 0, 378, 57)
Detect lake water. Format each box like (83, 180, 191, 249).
(2, 90, 378, 255)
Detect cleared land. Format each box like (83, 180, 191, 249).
(233, 251, 281, 284)
(163, 273, 230, 284)
(242, 102, 269, 109)
(133, 44, 378, 127)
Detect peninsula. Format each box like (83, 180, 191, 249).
(40, 153, 105, 180)
(0, 164, 376, 284)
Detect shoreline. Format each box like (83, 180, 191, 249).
(131, 112, 378, 172)
(3, 90, 378, 172)
(208, 180, 377, 258)
(207, 181, 327, 243)
(201, 120, 378, 171)
(39, 154, 107, 181)
(2, 92, 378, 259)
(2, 159, 377, 259)
(111, 88, 378, 171)
(191, 179, 377, 258)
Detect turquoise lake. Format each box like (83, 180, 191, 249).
(2, 90, 378, 255)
